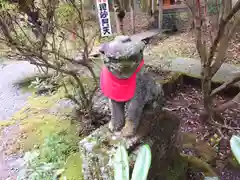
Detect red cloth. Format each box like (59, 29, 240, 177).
(100, 60, 144, 102)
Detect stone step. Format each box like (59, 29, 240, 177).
(131, 29, 161, 42)
(144, 57, 240, 88)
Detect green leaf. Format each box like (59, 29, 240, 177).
(114, 145, 129, 180)
(131, 144, 152, 180)
(204, 177, 219, 180)
(230, 135, 240, 164)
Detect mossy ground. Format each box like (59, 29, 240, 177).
(0, 76, 84, 179)
(60, 152, 83, 180)
(0, 120, 16, 130)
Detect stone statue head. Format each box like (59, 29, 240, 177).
(99, 35, 145, 79)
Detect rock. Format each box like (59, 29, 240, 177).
(130, 29, 160, 43)
(145, 57, 240, 88)
(92, 90, 110, 116)
(79, 103, 182, 180)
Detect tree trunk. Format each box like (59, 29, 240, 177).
(219, 0, 232, 22)
(196, 0, 240, 123)
(148, 0, 152, 14)
(133, 0, 141, 12)
(152, 0, 155, 13)
(129, 0, 135, 34)
(202, 73, 213, 122)
(141, 0, 148, 12)
(113, 0, 125, 34)
(223, 0, 232, 16)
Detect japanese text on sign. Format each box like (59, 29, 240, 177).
(96, 0, 112, 37)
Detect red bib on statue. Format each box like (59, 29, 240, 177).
(100, 60, 144, 102)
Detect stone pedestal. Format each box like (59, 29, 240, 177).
(79, 96, 182, 180)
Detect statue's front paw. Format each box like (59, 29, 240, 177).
(108, 121, 115, 132)
(121, 120, 136, 137)
(108, 120, 124, 132)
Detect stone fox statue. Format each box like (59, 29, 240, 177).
(99, 36, 165, 137)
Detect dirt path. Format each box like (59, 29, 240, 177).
(0, 61, 37, 180)
(0, 61, 36, 120)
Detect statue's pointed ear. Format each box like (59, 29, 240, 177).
(99, 43, 107, 54)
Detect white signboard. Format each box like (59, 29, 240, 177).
(96, 0, 112, 37)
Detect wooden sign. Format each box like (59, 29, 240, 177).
(96, 0, 112, 37)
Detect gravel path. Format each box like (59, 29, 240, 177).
(0, 60, 37, 180)
(0, 61, 37, 121)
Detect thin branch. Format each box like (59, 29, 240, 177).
(196, 26, 207, 64)
(0, 15, 17, 45)
(195, 0, 207, 64)
(210, 17, 240, 76)
(28, 57, 73, 74)
(203, 0, 214, 45)
(29, 57, 88, 105)
(214, 92, 240, 113)
(14, 16, 34, 45)
(1, 0, 98, 112)
(181, 153, 217, 176)
(68, 0, 88, 57)
(210, 119, 240, 130)
(63, 81, 82, 107)
(211, 73, 240, 97)
(208, 0, 240, 62)
(71, 73, 88, 108)
(183, 0, 196, 30)
(87, 31, 100, 55)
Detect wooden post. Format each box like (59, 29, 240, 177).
(151, 0, 155, 13)
(163, 0, 171, 6)
(158, 0, 163, 29)
(133, 0, 141, 12)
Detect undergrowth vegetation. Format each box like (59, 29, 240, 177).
(17, 133, 82, 180)
(0, 75, 84, 180)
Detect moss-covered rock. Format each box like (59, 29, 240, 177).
(79, 105, 183, 180)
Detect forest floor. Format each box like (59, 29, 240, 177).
(165, 83, 240, 180)
(148, 31, 240, 65)
(121, 12, 240, 65)
(148, 30, 240, 179)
